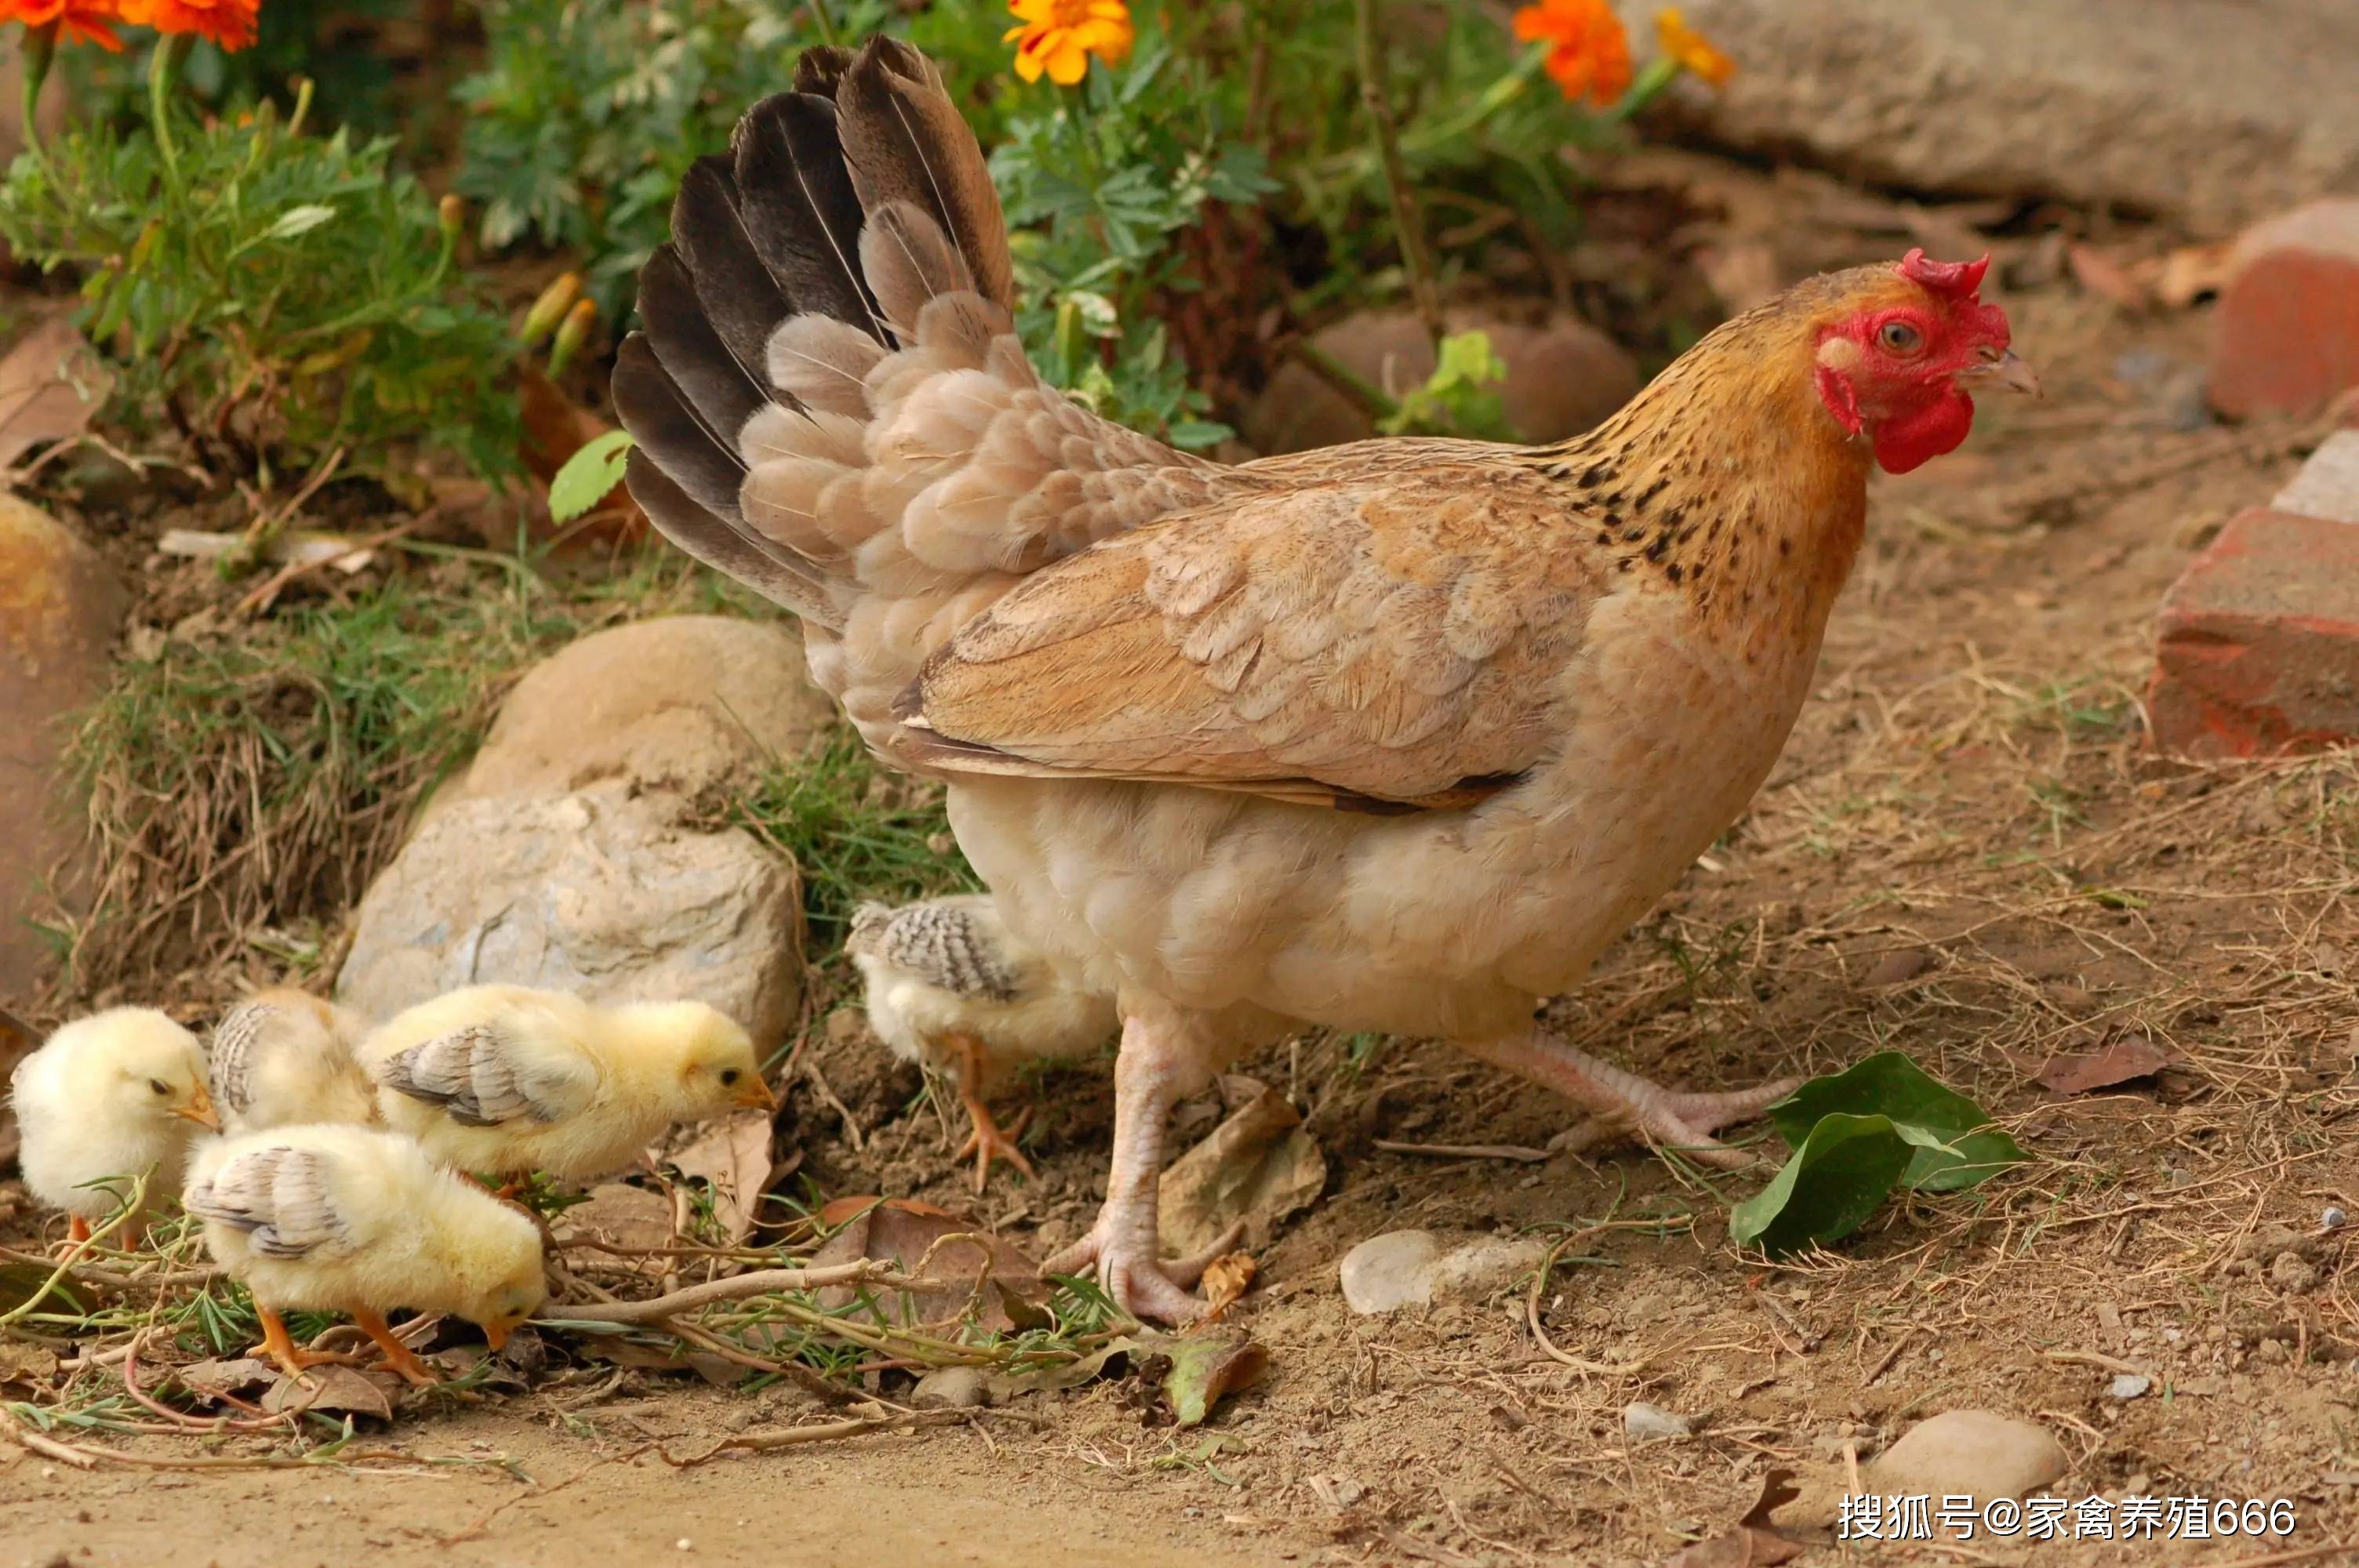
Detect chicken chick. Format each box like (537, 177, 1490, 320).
(8, 1007, 218, 1244)
(848, 895, 1116, 1191)
(356, 985, 774, 1185)
(184, 1124, 546, 1385)
(210, 988, 377, 1134)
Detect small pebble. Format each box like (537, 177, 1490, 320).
(1623, 1402, 1696, 1441)
(675, 1540, 692, 1552)
(2110, 1374, 2151, 1400)
(2324, 1207, 2347, 1231)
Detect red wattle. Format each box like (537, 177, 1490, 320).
(1873, 388, 1976, 474)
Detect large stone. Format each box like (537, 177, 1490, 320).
(0, 494, 123, 1004)
(2274, 431, 2359, 525)
(1866, 1410, 2068, 1501)
(1242, 310, 1638, 456)
(336, 783, 804, 1043)
(2147, 509, 2359, 760)
(442, 615, 832, 808)
(2210, 203, 2359, 419)
(1617, 0, 2359, 236)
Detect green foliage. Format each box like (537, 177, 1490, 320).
(1377, 328, 1512, 440)
(0, 88, 518, 485)
(548, 429, 635, 522)
(1729, 1052, 2028, 1255)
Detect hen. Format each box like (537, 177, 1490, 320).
(617, 39, 2035, 1321)
(848, 895, 1116, 1190)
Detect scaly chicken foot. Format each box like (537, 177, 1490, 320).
(1463, 1029, 1797, 1171)
(944, 1031, 1036, 1192)
(254, 1306, 351, 1383)
(1041, 1011, 1236, 1324)
(353, 1308, 441, 1387)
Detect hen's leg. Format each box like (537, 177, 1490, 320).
(1041, 1010, 1230, 1324)
(944, 1031, 1036, 1192)
(1459, 1027, 1797, 1171)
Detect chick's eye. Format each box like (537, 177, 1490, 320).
(1878, 320, 1925, 354)
(149, 1079, 169, 1095)
(720, 1069, 741, 1086)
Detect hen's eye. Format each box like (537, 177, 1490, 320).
(720, 1069, 741, 1086)
(1878, 321, 1925, 354)
(149, 1079, 170, 1095)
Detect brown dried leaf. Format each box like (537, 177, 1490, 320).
(262, 1364, 395, 1421)
(557, 1181, 678, 1255)
(665, 1112, 774, 1245)
(2037, 1034, 2178, 1097)
(0, 1338, 58, 1390)
(1158, 1076, 1327, 1255)
(517, 365, 645, 546)
(172, 1356, 276, 1401)
(804, 1199, 1043, 1330)
(1160, 1330, 1269, 1428)
(0, 316, 106, 474)
(1661, 1470, 1805, 1567)
(1200, 1252, 1257, 1320)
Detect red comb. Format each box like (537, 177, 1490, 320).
(1899, 249, 1990, 299)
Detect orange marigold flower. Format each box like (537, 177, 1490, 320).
(122, 0, 258, 52)
(1512, 0, 1633, 107)
(2, 0, 127, 51)
(1656, 8, 1735, 87)
(1003, 0, 1132, 86)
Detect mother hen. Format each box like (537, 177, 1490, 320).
(616, 38, 2037, 1321)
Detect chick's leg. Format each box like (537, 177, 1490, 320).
(352, 1308, 439, 1387)
(1042, 1010, 1233, 1325)
(943, 1031, 1035, 1192)
(64, 1216, 91, 1246)
(1459, 1026, 1798, 1171)
(254, 1307, 343, 1379)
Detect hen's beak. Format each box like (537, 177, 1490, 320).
(733, 1078, 778, 1113)
(1965, 347, 2041, 396)
(174, 1086, 220, 1131)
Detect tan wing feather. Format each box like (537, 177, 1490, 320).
(902, 466, 1600, 807)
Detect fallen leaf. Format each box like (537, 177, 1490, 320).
(1859, 948, 1932, 989)
(2036, 1034, 2178, 1097)
(664, 1111, 774, 1245)
(0, 1339, 57, 1389)
(171, 1356, 276, 1401)
(2065, 243, 2153, 311)
(803, 1199, 1043, 1330)
(1661, 1470, 1805, 1567)
(0, 316, 107, 474)
(556, 1181, 678, 1258)
(517, 365, 645, 546)
(816, 1194, 955, 1229)
(262, 1364, 395, 1421)
(1200, 1252, 1257, 1319)
(1158, 1076, 1326, 1255)
(1159, 1330, 1268, 1428)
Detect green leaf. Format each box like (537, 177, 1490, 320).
(1768, 1051, 2026, 1194)
(1729, 1112, 1917, 1254)
(1157, 1330, 1268, 1428)
(266, 203, 339, 241)
(547, 430, 634, 522)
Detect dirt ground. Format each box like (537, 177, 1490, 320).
(9, 266, 2359, 1567)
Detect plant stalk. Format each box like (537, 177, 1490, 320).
(147, 34, 193, 187)
(1351, 0, 1444, 348)
(17, 24, 54, 176)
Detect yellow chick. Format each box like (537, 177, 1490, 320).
(184, 1124, 547, 1385)
(847, 896, 1117, 1191)
(355, 985, 774, 1184)
(8, 1007, 218, 1243)
(210, 988, 378, 1134)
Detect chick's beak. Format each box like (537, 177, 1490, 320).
(175, 1086, 220, 1131)
(1965, 347, 2041, 397)
(482, 1321, 511, 1351)
(733, 1077, 779, 1113)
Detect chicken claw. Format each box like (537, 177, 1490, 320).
(954, 1096, 1036, 1192)
(1465, 1029, 1797, 1171)
(254, 1306, 347, 1382)
(354, 1308, 441, 1387)
(1043, 1209, 1246, 1327)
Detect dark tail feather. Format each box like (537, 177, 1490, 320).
(733, 93, 884, 338)
(623, 448, 840, 625)
(832, 38, 1014, 313)
(670, 157, 797, 390)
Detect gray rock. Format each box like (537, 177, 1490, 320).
(2274, 431, 2359, 526)
(1616, 0, 2359, 235)
(0, 493, 123, 1003)
(1870, 1409, 2070, 1498)
(1623, 1402, 1696, 1442)
(437, 615, 831, 812)
(336, 783, 804, 1041)
(2110, 1374, 2152, 1400)
(911, 1365, 990, 1410)
(1339, 1229, 1549, 1314)
(1242, 310, 1638, 456)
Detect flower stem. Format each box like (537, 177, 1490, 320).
(806, 0, 838, 49)
(147, 33, 193, 187)
(1352, 0, 1444, 348)
(17, 23, 55, 176)
(1606, 56, 1682, 124)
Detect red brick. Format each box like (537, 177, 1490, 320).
(2208, 199, 2359, 419)
(2149, 510, 2359, 758)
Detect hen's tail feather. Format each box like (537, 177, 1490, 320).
(732, 92, 885, 340)
(831, 38, 1014, 314)
(623, 448, 841, 624)
(671, 158, 798, 397)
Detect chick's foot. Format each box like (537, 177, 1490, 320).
(254, 1307, 348, 1381)
(354, 1309, 440, 1387)
(955, 1098, 1035, 1192)
(1463, 1028, 1797, 1171)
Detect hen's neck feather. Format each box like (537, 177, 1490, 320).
(1522, 295, 1872, 644)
